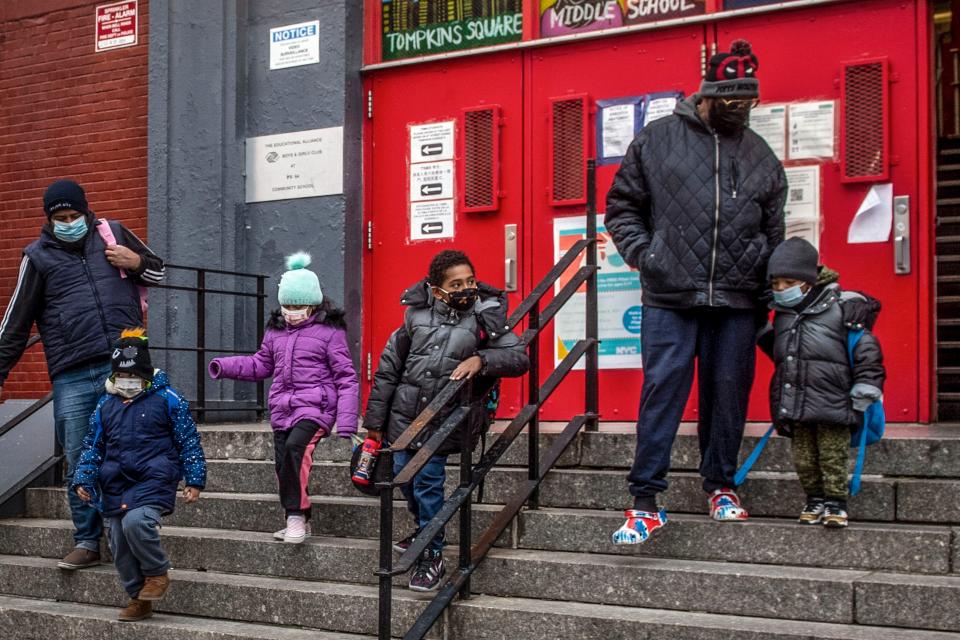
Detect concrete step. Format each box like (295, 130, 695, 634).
(24, 488, 956, 573)
(2, 554, 960, 638)
(447, 595, 960, 640)
(24, 488, 512, 548)
(0, 518, 872, 624)
(0, 555, 436, 638)
(204, 459, 899, 522)
(0, 594, 373, 640)
(200, 422, 960, 478)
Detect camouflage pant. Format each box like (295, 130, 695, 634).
(791, 423, 850, 501)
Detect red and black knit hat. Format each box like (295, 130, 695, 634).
(700, 40, 759, 99)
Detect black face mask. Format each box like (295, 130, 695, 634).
(441, 287, 478, 311)
(709, 100, 752, 136)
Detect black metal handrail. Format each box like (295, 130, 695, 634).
(376, 160, 601, 640)
(150, 264, 268, 422)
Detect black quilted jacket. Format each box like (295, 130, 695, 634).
(363, 280, 529, 455)
(605, 96, 787, 310)
(769, 284, 885, 431)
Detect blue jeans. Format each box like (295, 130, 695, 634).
(393, 450, 447, 552)
(627, 307, 756, 498)
(107, 506, 171, 598)
(52, 360, 112, 551)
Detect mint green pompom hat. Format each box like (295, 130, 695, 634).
(278, 252, 324, 306)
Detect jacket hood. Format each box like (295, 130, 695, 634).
(267, 306, 347, 331)
(400, 279, 505, 308)
(674, 96, 711, 132)
(105, 368, 169, 397)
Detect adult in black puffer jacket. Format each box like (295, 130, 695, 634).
(607, 41, 787, 545)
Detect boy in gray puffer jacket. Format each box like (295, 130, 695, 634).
(364, 250, 529, 592)
(764, 238, 885, 528)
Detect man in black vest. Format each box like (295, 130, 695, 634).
(0, 179, 165, 569)
(605, 41, 786, 544)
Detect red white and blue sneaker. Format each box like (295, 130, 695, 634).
(611, 508, 668, 545)
(709, 488, 749, 521)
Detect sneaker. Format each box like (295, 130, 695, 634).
(798, 497, 826, 525)
(611, 508, 668, 545)
(118, 599, 152, 622)
(57, 548, 101, 570)
(408, 549, 445, 592)
(273, 520, 312, 541)
(709, 488, 749, 521)
(821, 501, 849, 528)
(283, 515, 309, 543)
(394, 531, 417, 554)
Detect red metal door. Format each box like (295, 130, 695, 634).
(527, 26, 707, 421)
(715, 0, 930, 422)
(364, 54, 526, 416)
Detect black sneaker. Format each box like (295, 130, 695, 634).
(393, 531, 417, 554)
(798, 497, 826, 525)
(822, 501, 849, 528)
(408, 549, 444, 592)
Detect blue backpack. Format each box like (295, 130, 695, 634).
(735, 329, 885, 496)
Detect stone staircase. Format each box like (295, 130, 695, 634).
(2, 421, 960, 638)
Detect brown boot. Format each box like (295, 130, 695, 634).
(138, 573, 170, 600)
(118, 599, 152, 622)
(57, 548, 101, 570)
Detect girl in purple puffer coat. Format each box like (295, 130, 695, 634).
(208, 253, 359, 543)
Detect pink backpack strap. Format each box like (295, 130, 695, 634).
(96, 219, 127, 279)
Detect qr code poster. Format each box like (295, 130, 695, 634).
(783, 165, 820, 222)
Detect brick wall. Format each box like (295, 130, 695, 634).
(0, 0, 149, 399)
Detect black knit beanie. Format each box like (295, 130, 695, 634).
(111, 329, 154, 382)
(700, 40, 759, 99)
(43, 179, 89, 217)
(767, 237, 819, 284)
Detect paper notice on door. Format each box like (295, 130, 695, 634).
(409, 161, 454, 202)
(750, 105, 786, 160)
(783, 165, 820, 221)
(409, 121, 455, 163)
(410, 200, 454, 241)
(601, 103, 636, 159)
(644, 95, 679, 127)
(788, 101, 836, 160)
(847, 183, 893, 244)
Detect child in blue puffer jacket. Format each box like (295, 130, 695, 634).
(73, 328, 206, 623)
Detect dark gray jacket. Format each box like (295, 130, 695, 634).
(769, 284, 885, 432)
(363, 280, 529, 455)
(605, 96, 787, 310)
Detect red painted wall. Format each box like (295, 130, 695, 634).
(0, 1, 149, 399)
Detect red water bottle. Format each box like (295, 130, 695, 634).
(352, 437, 382, 485)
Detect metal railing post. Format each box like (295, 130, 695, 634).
(953, 49, 959, 137)
(458, 388, 473, 598)
(527, 301, 540, 509)
(196, 269, 206, 424)
(378, 450, 394, 640)
(585, 159, 599, 431)
(255, 275, 266, 421)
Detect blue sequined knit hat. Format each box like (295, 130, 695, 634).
(278, 252, 323, 306)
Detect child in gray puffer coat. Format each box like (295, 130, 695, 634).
(762, 238, 885, 529)
(364, 249, 529, 593)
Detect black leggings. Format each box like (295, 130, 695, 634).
(273, 420, 327, 520)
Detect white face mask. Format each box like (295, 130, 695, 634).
(114, 376, 144, 398)
(282, 307, 310, 325)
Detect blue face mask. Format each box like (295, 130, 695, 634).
(773, 285, 806, 307)
(52, 216, 88, 243)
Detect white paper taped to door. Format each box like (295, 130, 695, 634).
(847, 183, 892, 244)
